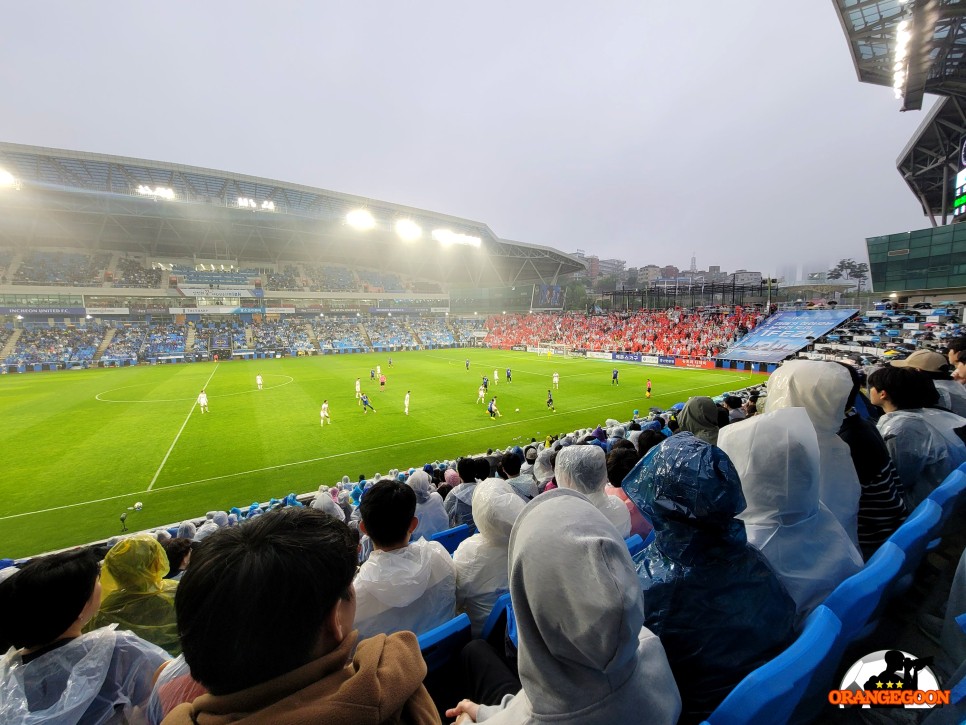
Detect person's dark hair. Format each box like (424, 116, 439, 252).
(628, 421, 641, 431)
(456, 457, 477, 484)
(437, 483, 453, 500)
(945, 337, 966, 363)
(868, 366, 940, 410)
(610, 439, 636, 453)
(359, 480, 417, 547)
(0, 548, 100, 650)
(724, 395, 742, 410)
(475, 456, 492, 482)
(667, 417, 679, 432)
(176, 507, 356, 695)
(716, 406, 730, 427)
(833, 361, 863, 411)
(162, 538, 193, 578)
(606, 447, 640, 488)
(636, 429, 667, 457)
(499, 451, 522, 478)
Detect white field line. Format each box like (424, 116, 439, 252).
(146, 364, 220, 492)
(0, 374, 748, 522)
(95, 374, 293, 404)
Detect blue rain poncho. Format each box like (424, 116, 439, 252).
(623, 433, 796, 722)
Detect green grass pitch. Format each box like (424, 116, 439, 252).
(0, 350, 760, 558)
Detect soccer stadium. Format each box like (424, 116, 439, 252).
(1, 3, 966, 724)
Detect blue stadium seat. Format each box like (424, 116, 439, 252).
(429, 524, 473, 555)
(703, 606, 843, 725)
(417, 613, 471, 673)
(625, 534, 645, 557)
(642, 529, 655, 548)
(481, 592, 512, 642)
(887, 499, 943, 572)
(822, 541, 904, 641)
(927, 464, 966, 534)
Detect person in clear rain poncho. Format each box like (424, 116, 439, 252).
(0, 549, 169, 724)
(764, 360, 862, 546)
(554, 445, 631, 538)
(718, 407, 864, 620)
(453, 478, 526, 636)
(623, 432, 797, 724)
(447, 488, 681, 725)
(354, 480, 456, 640)
(407, 469, 451, 541)
(87, 533, 181, 655)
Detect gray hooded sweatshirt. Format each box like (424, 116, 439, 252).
(476, 488, 681, 725)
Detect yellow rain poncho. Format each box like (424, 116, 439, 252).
(87, 534, 181, 655)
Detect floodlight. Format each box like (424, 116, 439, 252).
(16, 315, 23, 320)
(0, 169, 18, 188)
(890, 292, 898, 298)
(346, 209, 376, 230)
(431, 229, 482, 248)
(85, 314, 92, 320)
(388, 312, 392, 317)
(395, 219, 422, 241)
(137, 185, 175, 200)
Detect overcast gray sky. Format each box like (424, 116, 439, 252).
(0, 1, 934, 278)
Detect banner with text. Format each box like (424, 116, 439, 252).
(715, 309, 858, 363)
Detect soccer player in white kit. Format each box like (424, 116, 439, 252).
(256, 374, 263, 390)
(477, 385, 486, 403)
(553, 371, 560, 389)
(197, 389, 209, 413)
(493, 368, 499, 385)
(376, 365, 381, 377)
(320, 400, 331, 425)
(355, 378, 362, 405)
(404, 390, 410, 415)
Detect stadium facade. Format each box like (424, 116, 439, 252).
(834, 0, 966, 302)
(0, 142, 584, 320)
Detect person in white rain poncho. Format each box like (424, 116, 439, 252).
(764, 360, 861, 546)
(448, 489, 681, 725)
(311, 485, 346, 522)
(453, 479, 526, 636)
(354, 480, 456, 640)
(718, 407, 864, 620)
(554, 445, 631, 537)
(0, 549, 169, 724)
(868, 365, 966, 509)
(407, 469, 450, 541)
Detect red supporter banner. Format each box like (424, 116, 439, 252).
(674, 357, 715, 370)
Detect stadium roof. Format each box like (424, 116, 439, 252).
(834, 1, 966, 222)
(0, 142, 584, 286)
(833, 0, 965, 112)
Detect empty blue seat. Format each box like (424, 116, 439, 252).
(481, 592, 512, 641)
(417, 612, 471, 673)
(822, 542, 904, 641)
(888, 499, 943, 569)
(927, 465, 966, 533)
(703, 606, 843, 725)
(624, 534, 645, 557)
(429, 523, 473, 555)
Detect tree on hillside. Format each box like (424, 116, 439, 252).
(827, 258, 869, 283)
(564, 281, 588, 311)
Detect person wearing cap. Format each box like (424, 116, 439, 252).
(892, 349, 966, 417)
(868, 365, 966, 509)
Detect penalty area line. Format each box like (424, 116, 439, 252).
(146, 363, 219, 492)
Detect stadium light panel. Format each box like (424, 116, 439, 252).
(346, 209, 376, 230)
(0, 168, 19, 188)
(137, 184, 175, 200)
(431, 229, 482, 248)
(395, 219, 422, 241)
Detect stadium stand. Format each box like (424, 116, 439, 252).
(113, 258, 163, 288)
(358, 268, 404, 292)
(306, 264, 357, 292)
(266, 264, 301, 291)
(248, 319, 314, 355)
(140, 324, 187, 358)
(5, 324, 105, 366)
(311, 317, 369, 351)
(12, 250, 111, 287)
(100, 325, 146, 363)
(410, 318, 455, 347)
(365, 318, 417, 348)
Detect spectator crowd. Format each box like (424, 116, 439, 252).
(3, 342, 966, 724)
